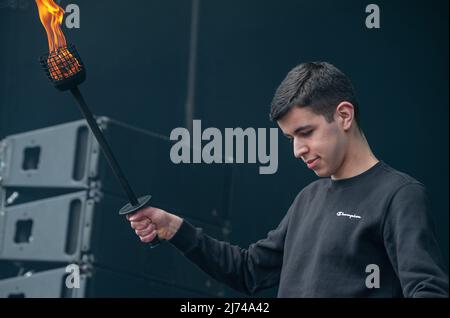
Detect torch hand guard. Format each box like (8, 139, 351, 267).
(119, 195, 152, 215)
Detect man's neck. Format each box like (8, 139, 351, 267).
(331, 132, 379, 180)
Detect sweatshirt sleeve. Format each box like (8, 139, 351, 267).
(382, 182, 449, 298)
(168, 211, 290, 295)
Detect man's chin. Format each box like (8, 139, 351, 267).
(313, 168, 331, 178)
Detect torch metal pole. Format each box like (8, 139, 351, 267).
(70, 86, 139, 206)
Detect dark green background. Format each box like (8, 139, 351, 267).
(0, 0, 448, 296)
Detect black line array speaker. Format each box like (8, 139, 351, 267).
(0, 266, 214, 298)
(0, 117, 233, 297)
(0, 117, 232, 225)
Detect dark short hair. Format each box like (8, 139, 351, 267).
(269, 62, 360, 129)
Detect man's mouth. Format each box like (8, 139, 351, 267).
(306, 157, 319, 169)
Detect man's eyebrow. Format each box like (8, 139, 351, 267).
(283, 125, 313, 138)
(284, 125, 314, 138)
(293, 125, 313, 134)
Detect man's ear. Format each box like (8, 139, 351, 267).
(335, 102, 354, 131)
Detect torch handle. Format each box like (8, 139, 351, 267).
(70, 86, 139, 206)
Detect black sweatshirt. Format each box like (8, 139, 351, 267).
(169, 161, 449, 297)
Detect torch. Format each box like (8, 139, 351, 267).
(35, 0, 160, 247)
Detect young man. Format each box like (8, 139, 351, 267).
(127, 62, 449, 297)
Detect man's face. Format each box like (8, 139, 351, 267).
(277, 106, 348, 177)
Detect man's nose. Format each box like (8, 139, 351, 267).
(293, 139, 308, 159)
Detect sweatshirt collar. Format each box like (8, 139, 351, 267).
(328, 160, 384, 189)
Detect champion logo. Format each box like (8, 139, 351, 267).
(336, 211, 362, 219)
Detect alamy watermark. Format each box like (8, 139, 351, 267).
(170, 120, 279, 175)
(65, 264, 80, 289)
(365, 4, 380, 29)
(64, 4, 80, 29)
(54, 1, 80, 29)
(365, 264, 380, 289)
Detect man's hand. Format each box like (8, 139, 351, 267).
(126, 207, 183, 243)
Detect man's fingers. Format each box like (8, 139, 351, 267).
(127, 212, 147, 222)
(127, 207, 158, 222)
(140, 231, 157, 243)
(135, 224, 155, 236)
(130, 219, 151, 230)
(126, 206, 161, 243)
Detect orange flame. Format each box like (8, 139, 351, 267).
(35, 0, 81, 81)
(35, 0, 66, 52)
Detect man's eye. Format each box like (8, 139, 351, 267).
(301, 130, 313, 137)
